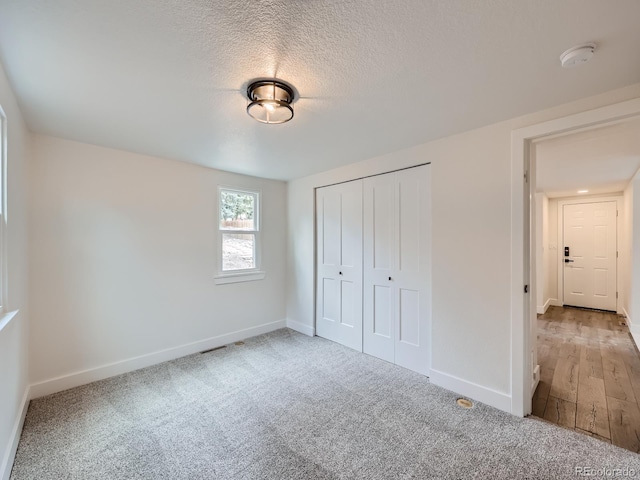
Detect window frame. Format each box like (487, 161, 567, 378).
(214, 186, 265, 284)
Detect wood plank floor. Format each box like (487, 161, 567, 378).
(532, 306, 640, 453)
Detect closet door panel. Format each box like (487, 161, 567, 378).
(374, 285, 392, 337)
(340, 186, 361, 268)
(399, 288, 420, 346)
(321, 192, 341, 267)
(321, 278, 339, 323)
(316, 180, 363, 351)
(340, 280, 356, 327)
(373, 183, 394, 270)
(394, 166, 431, 375)
(363, 175, 395, 363)
(398, 175, 420, 274)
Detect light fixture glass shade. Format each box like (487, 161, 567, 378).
(246, 80, 294, 124)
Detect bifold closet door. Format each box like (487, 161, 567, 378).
(315, 180, 363, 351)
(362, 174, 395, 363)
(363, 165, 431, 375)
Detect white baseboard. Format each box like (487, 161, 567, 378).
(1, 386, 30, 480)
(286, 319, 315, 337)
(429, 369, 511, 414)
(623, 307, 640, 349)
(538, 298, 559, 313)
(30, 320, 286, 399)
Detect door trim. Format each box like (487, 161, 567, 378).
(510, 97, 640, 417)
(556, 195, 622, 313)
(315, 162, 431, 189)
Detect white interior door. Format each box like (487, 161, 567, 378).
(363, 165, 431, 374)
(393, 167, 430, 374)
(563, 201, 617, 311)
(316, 180, 363, 351)
(363, 174, 395, 363)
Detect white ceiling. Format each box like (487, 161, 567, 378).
(535, 119, 640, 198)
(1, 1, 640, 180)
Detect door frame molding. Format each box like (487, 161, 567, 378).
(556, 195, 622, 313)
(510, 97, 640, 417)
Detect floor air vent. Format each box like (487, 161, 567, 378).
(200, 345, 227, 354)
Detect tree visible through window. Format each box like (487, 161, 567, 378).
(219, 189, 259, 272)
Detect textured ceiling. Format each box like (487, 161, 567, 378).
(535, 119, 640, 198)
(1, 1, 640, 180)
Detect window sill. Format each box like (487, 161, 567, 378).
(214, 271, 266, 285)
(0, 309, 19, 334)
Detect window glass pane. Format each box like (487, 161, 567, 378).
(220, 191, 255, 230)
(222, 233, 255, 271)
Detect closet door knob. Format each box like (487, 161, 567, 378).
(339, 271, 343, 275)
(388, 276, 392, 281)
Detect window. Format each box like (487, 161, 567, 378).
(215, 187, 264, 284)
(0, 105, 6, 314)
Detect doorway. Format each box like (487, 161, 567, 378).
(510, 97, 640, 418)
(520, 108, 640, 451)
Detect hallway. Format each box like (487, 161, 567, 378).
(532, 306, 640, 452)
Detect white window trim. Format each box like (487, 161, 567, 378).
(0, 104, 7, 316)
(214, 186, 265, 284)
(214, 270, 266, 285)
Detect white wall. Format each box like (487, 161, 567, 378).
(287, 83, 640, 413)
(0, 63, 30, 479)
(29, 136, 287, 393)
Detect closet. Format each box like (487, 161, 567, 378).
(315, 164, 431, 375)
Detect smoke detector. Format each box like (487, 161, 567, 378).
(560, 43, 596, 68)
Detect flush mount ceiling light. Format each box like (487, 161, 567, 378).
(246, 80, 294, 124)
(560, 43, 596, 68)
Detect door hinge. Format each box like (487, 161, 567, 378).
(617, 251, 619, 258)
(524, 284, 529, 294)
(524, 171, 529, 183)
(616, 292, 619, 299)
